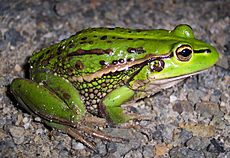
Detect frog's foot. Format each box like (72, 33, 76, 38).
(78, 125, 127, 142)
(115, 113, 152, 133)
(46, 119, 127, 152)
(67, 125, 127, 152)
(82, 113, 107, 127)
(125, 113, 152, 122)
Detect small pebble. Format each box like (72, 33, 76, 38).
(170, 95, 177, 103)
(154, 143, 169, 157)
(36, 128, 44, 135)
(143, 145, 154, 158)
(186, 136, 204, 150)
(169, 146, 205, 158)
(9, 126, 25, 144)
(4, 28, 25, 46)
(14, 64, 22, 72)
(34, 117, 41, 122)
(180, 123, 215, 137)
(0, 39, 8, 51)
(124, 150, 142, 158)
(72, 140, 85, 150)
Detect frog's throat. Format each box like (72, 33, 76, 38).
(70, 52, 173, 82)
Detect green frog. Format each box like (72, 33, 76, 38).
(10, 24, 219, 151)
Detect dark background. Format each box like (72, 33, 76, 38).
(0, 0, 229, 157)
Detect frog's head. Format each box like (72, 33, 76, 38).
(136, 24, 219, 90)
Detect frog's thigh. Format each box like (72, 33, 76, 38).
(101, 86, 135, 124)
(10, 78, 85, 127)
(32, 72, 86, 115)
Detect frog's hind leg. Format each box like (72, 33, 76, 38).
(31, 72, 86, 118)
(10, 77, 85, 125)
(11, 74, 94, 149)
(11, 74, 127, 151)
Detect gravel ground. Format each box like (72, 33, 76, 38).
(0, 0, 229, 157)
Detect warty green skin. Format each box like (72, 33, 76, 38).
(10, 24, 219, 149)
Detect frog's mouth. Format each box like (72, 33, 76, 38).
(145, 69, 208, 92)
(151, 69, 208, 85)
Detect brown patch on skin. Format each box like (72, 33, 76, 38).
(71, 52, 173, 82)
(67, 48, 113, 57)
(75, 60, 85, 70)
(81, 37, 87, 40)
(69, 43, 75, 48)
(68, 40, 75, 48)
(67, 68, 74, 76)
(45, 50, 50, 55)
(63, 92, 71, 100)
(100, 35, 107, 40)
(127, 58, 133, 62)
(127, 47, 146, 54)
(107, 40, 113, 43)
(119, 59, 124, 63)
(98, 101, 112, 122)
(57, 46, 62, 55)
(41, 54, 55, 66)
(79, 41, 93, 45)
(99, 60, 106, 66)
(112, 60, 118, 65)
(150, 60, 165, 72)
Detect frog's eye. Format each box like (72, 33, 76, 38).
(175, 45, 193, 62)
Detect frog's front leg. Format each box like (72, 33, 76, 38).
(100, 86, 137, 124)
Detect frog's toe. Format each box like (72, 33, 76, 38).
(79, 125, 128, 143)
(66, 127, 98, 152)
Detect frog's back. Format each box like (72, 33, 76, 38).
(29, 27, 176, 76)
(29, 25, 200, 81)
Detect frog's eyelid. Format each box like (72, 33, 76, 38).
(194, 49, 211, 54)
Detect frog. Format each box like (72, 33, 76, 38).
(10, 24, 219, 151)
